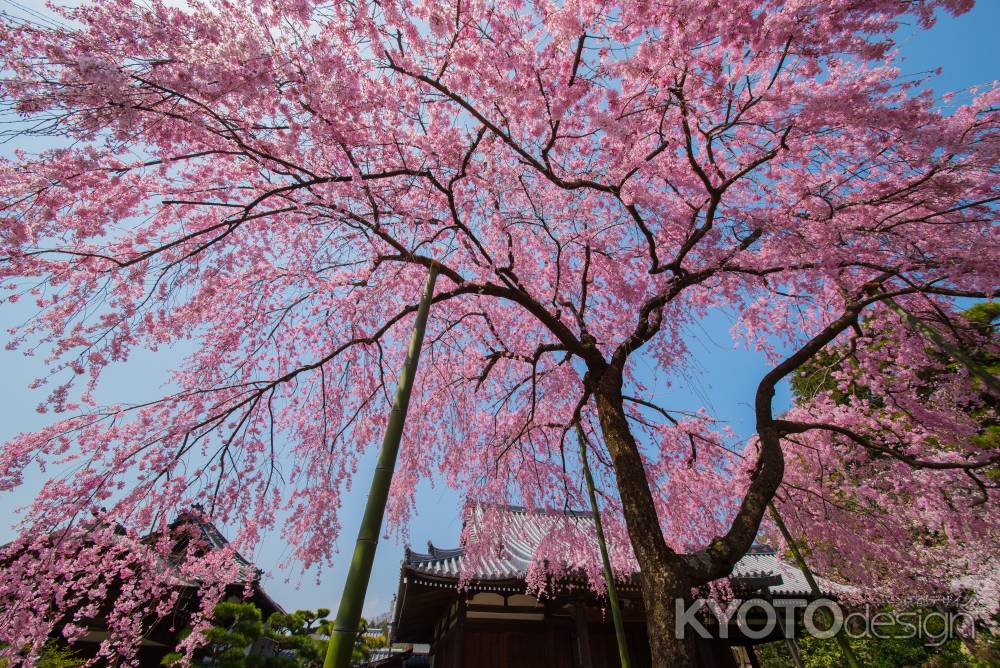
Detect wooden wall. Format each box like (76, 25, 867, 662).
(419, 587, 740, 668)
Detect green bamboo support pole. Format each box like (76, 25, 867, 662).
(577, 425, 632, 668)
(768, 502, 862, 668)
(323, 265, 438, 668)
(885, 297, 999, 395)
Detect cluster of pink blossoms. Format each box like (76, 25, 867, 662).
(0, 0, 995, 662)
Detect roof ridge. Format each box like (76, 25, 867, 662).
(468, 501, 594, 518)
(403, 506, 837, 597)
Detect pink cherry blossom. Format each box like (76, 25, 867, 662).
(0, 0, 995, 664)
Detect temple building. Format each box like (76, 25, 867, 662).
(389, 505, 839, 668)
(7, 510, 284, 666)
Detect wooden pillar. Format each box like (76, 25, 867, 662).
(571, 605, 594, 668)
(766, 589, 804, 668)
(746, 644, 762, 668)
(454, 597, 466, 668)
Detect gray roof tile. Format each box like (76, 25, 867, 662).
(404, 505, 845, 597)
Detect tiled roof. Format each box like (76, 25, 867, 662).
(730, 546, 842, 597)
(161, 510, 286, 614)
(167, 510, 257, 575)
(404, 505, 843, 597)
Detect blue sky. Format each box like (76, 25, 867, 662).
(0, 1, 997, 620)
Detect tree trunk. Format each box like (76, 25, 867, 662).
(637, 569, 699, 667)
(583, 300, 871, 665)
(592, 370, 699, 667)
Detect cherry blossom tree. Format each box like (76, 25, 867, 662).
(772, 303, 1000, 626)
(0, 0, 997, 665)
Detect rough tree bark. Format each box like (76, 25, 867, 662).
(592, 368, 697, 667)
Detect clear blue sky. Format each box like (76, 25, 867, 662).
(0, 1, 997, 620)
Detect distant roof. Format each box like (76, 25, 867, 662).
(150, 509, 286, 615)
(162, 509, 257, 578)
(363, 647, 427, 667)
(403, 504, 841, 598)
